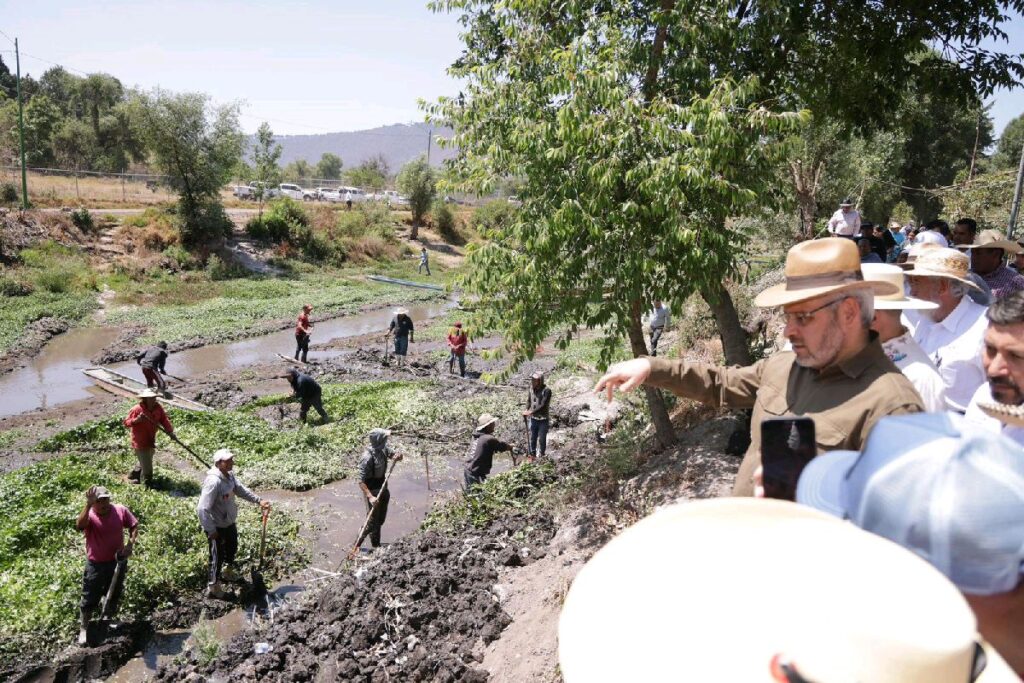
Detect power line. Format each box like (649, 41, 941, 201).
(0, 28, 15, 46)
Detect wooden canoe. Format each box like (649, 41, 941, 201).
(366, 275, 446, 292)
(82, 367, 212, 412)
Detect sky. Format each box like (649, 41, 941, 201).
(1, 1, 1023, 138)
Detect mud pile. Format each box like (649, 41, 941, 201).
(156, 512, 555, 682)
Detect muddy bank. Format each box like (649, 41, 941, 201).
(0, 317, 71, 376)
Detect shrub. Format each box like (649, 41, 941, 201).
(33, 266, 76, 293)
(177, 199, 233, 247)
(473, 200, 518, 236)
(246, 197, 308, 242)
(163, 245, 199, 270)
(205, 254, 245, 280)
(432, 201, 463, 244)
(0, 182, 17, 204)
(0, 275, 33, 296)
(70, 208, 94, 233)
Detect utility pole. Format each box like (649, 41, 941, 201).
(15, 38, 29, 209)
(426, 127, 432, 166)
(1009, 141, 1024, 240)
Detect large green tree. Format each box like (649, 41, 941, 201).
(315, 152, 343, 180)
(396, 156, 436, 240)
(344, 154, 390, 190)
(283, 158, 310, 183)
(993, 114, 1024, 171)
(252, 122, 282, 219)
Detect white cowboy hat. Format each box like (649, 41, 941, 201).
(213, 448, 235, 463)
(137, 388, 160, 399)
(861, 263, 938, 310)
(559, 498, 985, 683)
(394, 307, 409, 315)
(906, 247, 982, 291)
(476, 413, 498, 430)
(961, 229, 1023, 254)
(754, 238, 898, 308)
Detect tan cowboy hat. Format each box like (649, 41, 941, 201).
(137, 388, 159, 399)
(394, 307, 409, 315)
(861, 263, 938, 310)
(897, 241, 941, 271)
(754, 238, 898, 307)
(559, 498, 985, 683)
(907, 247, 982, 291)
(962, 229, 1022, 254)
(476, 413, 498, 430)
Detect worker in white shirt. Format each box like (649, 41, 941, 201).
(826, 198, 861, 237)
(648, 301, 669, 356)
(906, 248, 988, 412)
(964, 290, 1024, 445)
(862, 264, 947, 412)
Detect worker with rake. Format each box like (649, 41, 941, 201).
(357, 429, 403, 549)
(123, 388, 174, 487)
(136, 341, 170, 393)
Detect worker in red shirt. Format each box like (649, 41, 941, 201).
(447, 322, 469, 377)
(123, 388, 173, 487)
(295, 304, 313, 363)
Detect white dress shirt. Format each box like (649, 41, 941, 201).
(649, 305, 669, 329)
(964, 383, 1024, 446)
(910, 296, 988, 412)
(827, 209, 861, 237)
(881, 331, 947, 412)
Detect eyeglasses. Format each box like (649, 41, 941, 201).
(783, 298, 845, 327)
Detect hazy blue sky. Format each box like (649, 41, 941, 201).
(1, 1, 1022, 139)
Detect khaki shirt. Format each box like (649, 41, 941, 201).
(647, 334, 924, 496)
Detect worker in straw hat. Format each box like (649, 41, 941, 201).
(797, 412, 1024, 677)
(862, 263, 946, 412)
(595, 237, 923, 496)
(122, 388, 174, 487)
(826, 197, 860, 237)
(387, 307, 415, 368)
(559, 497, 1016, 682)
(906, 247, 988, 412)
(464, 413, 515, 491)
(962, 229, 1024, 300)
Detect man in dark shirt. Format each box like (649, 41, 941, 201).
(388, 307, 415, 368)
(282, 369, 329, 424)
(523, 372, 552, 461)
(464, 413, 515, 490)
(136, 342, 169, 392)
(357, 429, 403, 549)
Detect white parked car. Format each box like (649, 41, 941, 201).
(279, 183, 305, 200)
(320, 188, 342, 203)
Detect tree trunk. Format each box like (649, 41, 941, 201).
(628, 300, 675, 447)
(410, 218, 419, 241)
(701, 282, 751, 366)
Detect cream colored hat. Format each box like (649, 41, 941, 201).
(559, 498, 986, 683)
(861, 263, 938, 310)
(962, 229, 1022, 254)
(137, 388, 159, 399)
(907, 248, 982, 291)
(754, 238, 899, 307)
(978, 400, 1024, 429)
(475, 413, 498, 430)
(394, 307, 409, 315)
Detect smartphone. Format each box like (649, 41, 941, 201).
(760, 417, 816, 501)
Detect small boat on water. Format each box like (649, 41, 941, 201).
(81, 367, 212, 412)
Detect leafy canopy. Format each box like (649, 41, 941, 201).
(397, 156, 437, 227)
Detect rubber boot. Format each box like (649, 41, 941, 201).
(78, 607, 92, 646)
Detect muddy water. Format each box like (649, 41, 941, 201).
(0, 301, 451, 419)
(106, 453, 511, 680)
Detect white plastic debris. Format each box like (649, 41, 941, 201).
(254, 642, 272, 655)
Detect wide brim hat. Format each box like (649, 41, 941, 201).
(213, 448, 234, 463)
(394, 307, 409, 315)
(906, 247, 982, 291)
(978, 400, 1024, 429)
(476, 413, 498, 430)
(755, 237, 899, 307)
(558, 498, 981, 683)
(961, 229, 1022, 254)
(840, 198, 854, 207)
(861, 263, 938, 310)
(137, 388, 159, 399)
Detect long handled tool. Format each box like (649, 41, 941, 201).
(523, 415, 533, 462)
(100, 555, 128, 620)
(424, 451, 431, 491)
(345, 458, 400, 562)
(251, 508, 270, 603)
(139, 413, 211, 469)
(383, 333, 391, 365)
(162, 371, 187, 383)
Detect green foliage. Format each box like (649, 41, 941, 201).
(432, 201, 462, 244)
(396, 156, 436, 226)
(554, 333, 630, 373)
(204, 254, 245, 281)
(471, 200, 517, 236)
(252, 122, 283, 211)
(0, 275, 33, 297)
(993, 114, 1024, 170)
(422, 461, 557, 531)
(162, 244, 200, 271)
(937, 168, 1017, 231)
(246, 197, 309, 242)
(315, 152, 343, 180)
(283, 159, 311, 183)
(189, 614, 222, 666)
(0, 181, 17, 204)
(70, 208, 95, 233)
(344, 154, 390, 190)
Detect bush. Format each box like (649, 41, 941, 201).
(432, 201, 463, 244)
(163, 245, 199, 270)
(205, 254, 245, 280)
(473, 200, 518, 236)
(0, 182, 17, 204)
(33, 266, 77, 293)
(177, 199, 233, 247)
(70, 208, 94, 233)
(0, 275, 33, 296)
(246, 197, 309, 242)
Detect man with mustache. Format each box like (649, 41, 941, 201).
(964, 291, 1024, 445)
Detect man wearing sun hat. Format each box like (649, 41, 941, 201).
(797, 413, 1024, 678)
(827, 197, 860, 237)
(596, 238, 923, 496)
(559, 497, 1015, 682)
(387, 307, 415, 368)
(907, 247, 989, 412)
(122, 388, 174, 487)
(862, 264, 946, 411)
(963, 229, 1024, 300)
(464, 413, 515, 490)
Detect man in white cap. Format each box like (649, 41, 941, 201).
(826, 197, 860, 237)
(122, 388, 174, 487)
(907, 247, 989, 412)
(862, 264, 946, 411)
(963, 229, 1024, 300)
(595, 238, 923, 496)
(464, 413, 515, 490)
(76, 485, 138, 646)
(964, 291, 1024, 445)
(387, 307, 415, 368)
(559, 498, 1008, 682)
(196, 449, 270, 598)
(797, 413, 1024, 677)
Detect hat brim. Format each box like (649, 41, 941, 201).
(977, 401, 1024, 429)
(874, 295, 939, 310)
(963, 241, 1022, 254)
(754, 280, 898, 308)
(478, 417, 498, 429)
(904, 269, 982, 291)
(795, 450, 859, 517)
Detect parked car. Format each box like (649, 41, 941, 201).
(234, 183, 278, 200)
(279, 183, 305, 200)
(320, 188, 342, 203)
(372, 190, 410, 207)
(303, 187, 334, 201)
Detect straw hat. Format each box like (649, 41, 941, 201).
(962, 229, 1022, 254)
(754, 238, 898, 308)
(559, 498, 984, 683)
(889, 221, 903, 230)
(861, 263, 938, 310)
(394, 307, 409, 315)
(907, 248, 982, 291)
(137, 388, 159, 399)
(978, 400, 1024, 429)
(840, 197, 854, 207)
(476, 413, 498, 430)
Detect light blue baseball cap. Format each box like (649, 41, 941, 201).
(797, 412, 1024, 596)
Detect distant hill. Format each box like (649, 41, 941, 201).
(272, 122, 456, 171)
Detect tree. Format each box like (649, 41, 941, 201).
(315, 152, 343, 180)
(283, 158, 310, 183)
(0, 57, 16, 101)
(22, 94, 63, 166)
(132, 90, 243, 246)
(51, 119, 97, 199)
(396, 156, 436, 240)
(344, 154, 390, 190)
(252, 122, 282, 220)
(993, 114, 1024, 171)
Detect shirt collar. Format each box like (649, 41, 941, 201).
(938, 296, 972, 333)
(819, 331, 886, 380)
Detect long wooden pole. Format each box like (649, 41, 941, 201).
(346, 458, 399, 562)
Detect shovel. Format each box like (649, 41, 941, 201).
(251, 508, 270, 604)
(345, 458, 399, 563)
(100, 555, 128, 620)
(382, 333, 391, 365)
(139, 413, 211, 469)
